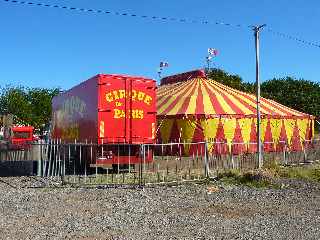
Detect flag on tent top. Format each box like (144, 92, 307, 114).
(160, 62, 169, 68)
(208, 48, 218, 56)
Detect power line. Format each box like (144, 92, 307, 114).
(2, 0, 320, 49)
(1, 0, 249, 29)
(266, 28, 320, 48)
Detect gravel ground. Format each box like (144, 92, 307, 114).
(0, 177, 319, 240)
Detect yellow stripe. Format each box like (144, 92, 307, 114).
(238, 118, 253, 144)
(204, 80, 235, 114)
(270, 119, 283, 147)
(297, 119, 309, 140)
(157, 80, 192, 106)
(159, 119, 174, 143)
(184, 79, 200, 114)
(221, 118, 237, 152)
(177, 119, 197, 154)
(157, 80, 194, 112)
(260, 118, 269, 143)
(158, 80, 194, 112)
(157, 81, 190, 97)
(199, 79, 216, 115)
(158, 80, 198, 115)
(284, 119, 296, 145)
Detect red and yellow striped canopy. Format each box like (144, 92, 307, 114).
(157, 70, 311, 119)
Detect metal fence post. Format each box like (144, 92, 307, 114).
(204, 141, 209, 178)
(139, 144, 144, 187)
(38, 142, 42, 177)
(303, 140, 307, 163)
(230, 141, 234, 169)
(60, 139, 65, 185)
(284, 142, 288, 165)
(43, 140, 48, 177)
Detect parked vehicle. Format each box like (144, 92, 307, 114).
(0, 114, 36, 153)
(11, 126, 35, 145)
(51, 73, 157, 171)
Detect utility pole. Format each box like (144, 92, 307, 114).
(157, 67, 163, 81)
(158, 61, 169, 83)
(254, 24, 266, 169)
(206, 56, 211, 70)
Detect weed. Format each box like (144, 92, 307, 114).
(216, 169, 280, 189)
(277, 165, 320, 182)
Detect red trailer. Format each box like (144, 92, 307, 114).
(52, 74, 157, 169)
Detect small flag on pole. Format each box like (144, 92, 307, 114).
(208, 48, 218, 56)
(160, 62, 169, 68)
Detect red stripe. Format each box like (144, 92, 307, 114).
(157, 82, 187, 109)
(195, 80, 204, 115)
(161, 80, 198, 115)
(175, 80, 200, 115)
(175, 97, 191, 115)
(202, 80, 225, 114)
(157, 81, 193, 111)
(158, 81, 188, 97)
(208, 82, 246, 115)
(157, 95, 171, 110)
(157, 95, 173, 110)
(212, 81, 272, 115)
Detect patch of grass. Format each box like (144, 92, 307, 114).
(263, 158, 282, 173)
(263, 158, 320, 183)
(40, 187, 52, 192)
(277, 165, 320, 182)
(216, 169, 280, 189)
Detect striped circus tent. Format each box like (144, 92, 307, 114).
(157, 70, 315, 155)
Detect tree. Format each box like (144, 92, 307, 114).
(205, 68, 254, 93)
(0, 86, 60, 132)
(0, 86, 31, 124)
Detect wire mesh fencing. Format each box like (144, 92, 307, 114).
(0, 142, 40, 161)
(0, 139, 319, 185)
(142, 142, 207, 184)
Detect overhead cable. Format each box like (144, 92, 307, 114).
(2, 0, 248, 28)
(2, 0, 320, 49)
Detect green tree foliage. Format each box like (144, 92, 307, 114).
(0, 86, 60, 131)
(206, 68, 245, 90)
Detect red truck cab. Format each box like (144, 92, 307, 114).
(11, 126, 35, 145)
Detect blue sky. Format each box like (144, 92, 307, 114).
(0, 0, 319, 89)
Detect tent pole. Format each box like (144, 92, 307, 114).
(254, 24, 266, 169)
